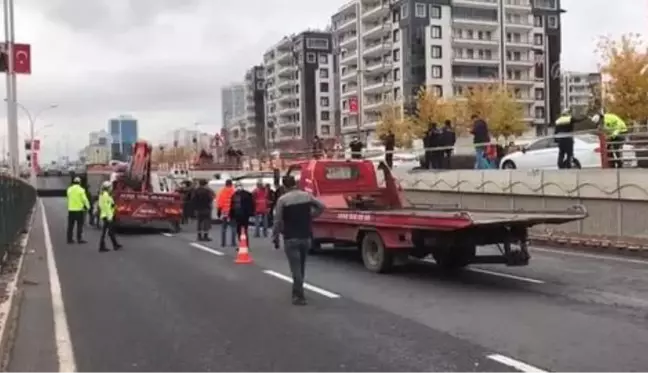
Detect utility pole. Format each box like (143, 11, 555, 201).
(3, 0, 19, 177)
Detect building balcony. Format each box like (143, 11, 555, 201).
(362, 2, 390, 21)
(453, 75, 499, 84)
(453, 55, 500, 65)
(362, 22, 390, 40)
(505, 20, 534, 30)
(506, 77, 535, 85)
(364, 57, 393, 75)
(506, 58, 535, 67)
(453, 36, 499, 47)
(277, 106, 300, 116)
(363, 41, 391, 57)
(277, 64, 297, 77)
(339, 32, 358, 48)
(453, 0, 498, 8)
(341, 86, 359, 98)
(340, 50, 359, 64)
(452, 17, 499, 28)
(363, 79, 394, 94)
(336, 15, 358, 32)
(276, 78, 297, 89)
(340, 68, 358, 82)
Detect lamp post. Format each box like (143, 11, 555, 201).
(5, 100, 58, 186)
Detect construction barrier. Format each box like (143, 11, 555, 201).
(0, 174, 36, 266)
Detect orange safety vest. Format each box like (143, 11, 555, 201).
(216, 186, 235, 215)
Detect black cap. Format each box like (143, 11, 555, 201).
(282, 175, 296, 188)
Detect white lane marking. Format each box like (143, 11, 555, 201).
(40, 199, 77, 372)
(161, 233, 174, 237)
(422, 259, 544, 284)
(189, 242, 224, 256)
(262, 270, 341, 299)
(469, 268, 545, 284)
(487, 354, 547, 373)
(532, 246, 648, 265)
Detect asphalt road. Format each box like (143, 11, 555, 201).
(36, 176, 69, 190)
(8, 198, 648, 371)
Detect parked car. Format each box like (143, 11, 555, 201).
(500, 134, 638, 169)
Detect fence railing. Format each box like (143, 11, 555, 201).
(0, 174, 37, 266)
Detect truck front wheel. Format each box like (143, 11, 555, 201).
(361, 232, 394, 273)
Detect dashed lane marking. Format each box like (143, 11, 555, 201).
(468, 268, 545, 284)
(487, 354, 547, 373)
(41, 200, 77, 372)
(263, 270, 341, 299)
(422, 259, 545, 284)
(532, 246, 648, 265)
(189, 242, 225, 256)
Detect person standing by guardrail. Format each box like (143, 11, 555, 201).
(192, 179, 215, 242)
(555, 109, 576, 169)
(470, 114, 491, 170)
(441, 120, 456, 169)
(349, 136, 364, 160)
(382, 130, 395, 168)
(592, 111, 628, 168)
(98, 181, 122, 252)
(66, 176, 90, 244)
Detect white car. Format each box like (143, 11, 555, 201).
(500, 134, 638, 170)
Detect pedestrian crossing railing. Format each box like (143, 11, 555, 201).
(0, 174, 36, 268)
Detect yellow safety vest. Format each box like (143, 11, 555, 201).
(66, 184, 89, 212)
(555, 115, 571, 126)
(603, 113, 628, 137)
(98, 191, 115, 221)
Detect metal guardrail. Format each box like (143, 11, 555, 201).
(0, 174, 36, 266)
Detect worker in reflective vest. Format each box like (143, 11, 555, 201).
(98, 181, 122, 252)
(66, 177, 90, 244)
(592, 111, 628, 168)
(554, 109, 575, 169)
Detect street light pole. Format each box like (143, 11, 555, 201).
(3, 0, 19, 177)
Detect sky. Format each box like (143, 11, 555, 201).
(0, 0, 646, 162)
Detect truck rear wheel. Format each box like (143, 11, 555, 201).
(361, 232, 394, 273)
(432, 245, 475, 271)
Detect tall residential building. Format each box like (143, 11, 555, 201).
(226, 66, 266, 151)
(221, 83, 246, 128)
(108, 115, 138, 160)
(560, 71, 602, 115)
(332, 0, 563, 143)
(263, 30, 335, 149)
(89, 130, 110, 146)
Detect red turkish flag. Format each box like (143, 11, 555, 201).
(13, 43, 31, 74)
(349, 96, 358, 114)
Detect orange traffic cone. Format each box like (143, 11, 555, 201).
(235, 230, 253, 264)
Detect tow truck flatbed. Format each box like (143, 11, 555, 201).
(284, 159, 588, 272)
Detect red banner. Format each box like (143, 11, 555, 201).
(32, 139, 40, 151)
(349, 96, 358, 114)
(32, 151, 40, 172)
(13, 43, 31, 74)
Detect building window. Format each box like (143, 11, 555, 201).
(547, 15, 558, 28)
(431, 65, 442, 78)
(306, 52, 316, 63)
(256, 81, 264, 89)
(393, 29, 400, 42)
(393, 67, 401, 81)
(321, 97, 330, 107)
(306, 38, 329, 50)
(534, 15, 543, 27)
(430, 5, 441, 19)
(534, 33, 544, 45)
(535, 106, 545, 119)
(430, 45, 442, 58)
(319, 54, 329, 64)
(415, 3, 426, 18)
(320, 111, 330, 121)
(320, 69, 329, 78)
(401, 4, 408, 18)
(431, 26, 442, 39)
(320, 82, 329, 92)
(535, 88, 544, 100)
(432, 85, 443, 96)
(256, 70, 263, 79)
(393, 49, 400, 61)
(321, 125, 330, 135)
(393, 87, 401, 99)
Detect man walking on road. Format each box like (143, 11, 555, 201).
(98, 181, 122, 252)
(272, 175, 325, 306)
(230, 181, 254, 248)
(66, 176, 90, 244)
(192, 179, 215, 241)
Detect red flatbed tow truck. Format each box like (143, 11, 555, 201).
(286, 159, 588, 272)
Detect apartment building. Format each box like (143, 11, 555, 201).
(221, 83, 246, 128)
(561, 71, 602, 115)
(227, 66, 266, 151)
(263, 30, 336, 150)
(332, 0, 563, 143)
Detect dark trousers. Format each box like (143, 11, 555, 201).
(426, 151, 444, 169)
(443, 150, 452, 169)
(99, 218, 119, 249)
(196, 211, 211, 234)
(235, 219, 249, 239)
(607, 134, 626, 168)
(284, 238, 310, 299)
(67, 211, 84, 242)
(385, 152, 393, 168)
(181, 204, 192, 224)
(557, 138, 574, 169)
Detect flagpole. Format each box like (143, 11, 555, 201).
(3, 0, 18, 177)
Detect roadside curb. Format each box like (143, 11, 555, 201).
(0, 202, 37, 370)
(530, 233, 648, 259)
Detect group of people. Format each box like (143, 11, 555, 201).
(66, 177, 121, 252)
(423, 120, 458, 170)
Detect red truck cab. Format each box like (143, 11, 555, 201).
(286, 159, 588, 272)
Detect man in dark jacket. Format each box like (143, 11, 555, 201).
(554, 109, 575, 169)
(383, 130, 395, 168)
(272, 175, 325, 306)
(230, 181, 254, 245)
(424, 123, 442, 169)
(470, 114, 491, 169)
(179, 180, 194, 225)
(348, 136, 364, 159)
(441, 120, 456, 169)
(191, 179, 214, 241)
(312, 136, 324, 159)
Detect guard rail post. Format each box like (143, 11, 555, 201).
(0, 174, 37, 266)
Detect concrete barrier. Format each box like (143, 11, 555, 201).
(392, 169, 648, 252)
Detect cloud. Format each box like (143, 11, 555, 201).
(0, 0, 644, 163)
